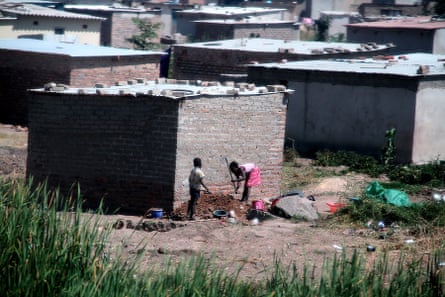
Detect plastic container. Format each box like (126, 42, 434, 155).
(326, 202, 347, 213)
(213, 210, 228, 218)
(149, 208, 163, 218)
(252, 200, 265, 211)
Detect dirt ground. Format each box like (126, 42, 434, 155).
(0, 123, 436, 281)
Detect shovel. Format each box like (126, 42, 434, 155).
(224, 157, 238, 193)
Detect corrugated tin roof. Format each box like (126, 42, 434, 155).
(346, 16, 445, 30)
(0, 38, 165, 57)
(176, 38, 392, 55)
(251, 53, 445, 77)
(178, 5, 286, 16)
(64, 4, 149, 13)
(0, 3, 105, 20)
(194, 18, 298, 25)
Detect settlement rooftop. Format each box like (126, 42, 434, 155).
(0, 38, 165, 57)
(250, 53, 445, 77)
(175, 38, 393, 55)
(346, 16, 445, 30)
(30, 78, 288, 98)
(177, 5, 286, 16)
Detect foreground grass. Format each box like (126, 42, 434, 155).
(2, 178, 445, 297)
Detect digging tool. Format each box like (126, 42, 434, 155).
(224, 157, 238, 193)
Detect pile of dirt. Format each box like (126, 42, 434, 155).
(171, 192, 253, 223)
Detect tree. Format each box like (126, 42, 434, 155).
(127, 18, 161, 50)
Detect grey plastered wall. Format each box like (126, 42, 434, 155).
(346, 27, 435, 55)
(27, 89, 288, 214)
(248, 67, 422, 163)
(412, 79, 445, 163)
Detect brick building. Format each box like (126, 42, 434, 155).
(172, 37, 393, 81)
(194, 18, 300, 41)
(346, 16, 445, 55)
(27, 79, 289, 215)
(0, 38, 165, 124)
(175, 6, 288, 40)
(0, 2, 104, 45)
(63, 4, 163, 48)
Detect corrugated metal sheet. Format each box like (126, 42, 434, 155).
(0, 3, 105, 20)
(346, 16, 445, 30)
(252, 53, 445, 76)
(0, 38, 165, 57)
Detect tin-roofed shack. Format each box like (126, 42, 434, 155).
(27, 78, 289, 215)
(247, 53, 445, 164)
(0, 38, 165, 125)
(172, 38, 394, 81)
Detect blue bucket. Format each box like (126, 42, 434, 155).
(150, 208, 163, 219)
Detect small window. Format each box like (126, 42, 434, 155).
(54, 27, 65, 35)
(33, 20, 39, 25)
(82, 24, 88, 29)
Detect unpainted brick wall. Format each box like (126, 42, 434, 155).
(195, 22, 299, 41)
(69, 55, 162, 87)
(0, 51, 71, 124)
(111, 12, 163, 49)
(172, 45, 390, 81)
(173, 92, 287, 209)
(0, 49, 162, 124)
(27, 92, 179, 214)
(233, 24, 299, 40)
(27, 89, 287, 215)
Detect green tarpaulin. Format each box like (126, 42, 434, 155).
(365, 181, 412, 207)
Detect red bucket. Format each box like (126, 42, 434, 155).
(252, 200, 265, 211)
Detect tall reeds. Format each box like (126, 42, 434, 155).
(1, 179, 444, 297)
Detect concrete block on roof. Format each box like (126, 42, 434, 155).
(95, 83, 107, 88)
(176, 80, 189, 85)
(96, 89, 109, 95)
(267, 85, 286, 92)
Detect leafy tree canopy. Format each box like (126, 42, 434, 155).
(127, 18, 161, 50)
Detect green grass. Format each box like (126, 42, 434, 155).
(2, 178, 445, 297)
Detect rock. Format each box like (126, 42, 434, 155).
(273, 196, 319, 221)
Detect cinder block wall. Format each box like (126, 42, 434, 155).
(111, 12, 162, 49)
(173, 92, 287, 208)
(233, 24, 299, 40)
(195, 23, 299, 41)
(69, 56, 161, 87)
(27, 93, 179, 214)
(172, 45, 390, 81)
(0, 49, 161, 125)
(27, 88, 287, 215)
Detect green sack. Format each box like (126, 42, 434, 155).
(365, 181, 385, 200)
(365, 181, 411, 207)
(383, 189, 411, 207)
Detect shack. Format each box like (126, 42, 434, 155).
(247, 53, 445, 164)
(27, 79, 289, 214)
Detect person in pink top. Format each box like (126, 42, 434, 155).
(229, 161, 261, 202)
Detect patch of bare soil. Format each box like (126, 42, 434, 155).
(0, 123, 436, 281)
(0, 124, 27, 178)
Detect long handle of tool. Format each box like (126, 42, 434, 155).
(224, 157, 238, 193)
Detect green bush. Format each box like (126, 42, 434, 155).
(314, 150, 385, 177)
